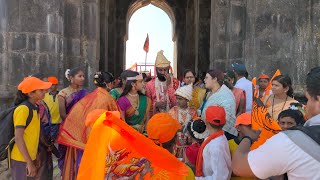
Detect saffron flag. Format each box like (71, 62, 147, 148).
(251, 98, 281, 150)
(264, 69, 281, 95)
(143, 34, 149, 53)
(128, 63, 137, 71)
(77, 111, 189, 180)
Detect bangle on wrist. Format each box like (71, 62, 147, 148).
(241, 136, 253, 145)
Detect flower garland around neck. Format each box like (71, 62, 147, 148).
(178, 107, 191, 125)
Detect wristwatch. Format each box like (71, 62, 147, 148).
(241, 136, 253, 145)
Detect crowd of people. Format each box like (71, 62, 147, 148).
(7, 50, 320, 180)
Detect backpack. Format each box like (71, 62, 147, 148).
(0, 101, 34, 161)
(284, 125, 320, 162)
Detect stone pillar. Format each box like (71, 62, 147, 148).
(195, 0, 211, 73)
(210, 0, 229, 71)
(64, 0, 100, 90)
(228, 0, 246, 66)
(0, 0, 64, 107)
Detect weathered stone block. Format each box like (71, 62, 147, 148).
(229, 41, 243, 58)
(65, 3, 81, 37)
(38, 35, 56, 53)
(11, 34, 27, 51)
(0, 34, 3, 53)
(66, 38, 80, 56)
(83, 3, 98, 40)
(27, 35, 36, 51)
(213, 43, 227, 59)
(259, 38, 281, 56)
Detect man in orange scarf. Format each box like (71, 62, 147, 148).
(196, 106, 232, 179)
(254, 74, 271, 101)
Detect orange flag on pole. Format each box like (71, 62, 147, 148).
(251, 98, 282, 150)
(143, 34, 149, 53)
(77, 111, 189, 180)
(265, 69, 281, 94)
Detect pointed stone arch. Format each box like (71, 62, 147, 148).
(125, 0, 177, 76)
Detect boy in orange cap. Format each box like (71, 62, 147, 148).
(228, 113, 255, 180)
(196, 106, 231, 179)
(11, 77, 51, 179)
(43, 76, 61, 141)
(255, 74, 271, 100)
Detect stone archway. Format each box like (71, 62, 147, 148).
(125, 0, 177, 76)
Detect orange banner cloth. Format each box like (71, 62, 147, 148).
(251, 98, 282, 150)
(77, 111, 189, 180)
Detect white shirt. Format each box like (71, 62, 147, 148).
(248, 115, 320, 180)
(235, 77, 253, 113)
(196, 135, 232, 180)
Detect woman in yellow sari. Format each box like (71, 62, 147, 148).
(182, 69, 206, 110)
(117, 71, 151, 133)
(57, 71, 119, 180)
(264, 75, 298, 120)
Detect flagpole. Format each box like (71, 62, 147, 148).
(145, 51, 147, 71)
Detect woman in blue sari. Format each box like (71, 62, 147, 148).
(57, 67, 87, 179)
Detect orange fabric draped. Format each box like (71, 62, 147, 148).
(251, 98, 281, 150)
(57, 87, 120, 150)
(77, 111, 189, 180)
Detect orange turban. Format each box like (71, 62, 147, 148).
(147, 113, 181, 144)
(259, 74, 269, 80)
(235, 113, 252, 127)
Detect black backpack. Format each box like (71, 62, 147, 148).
(0, 101, 34, 161)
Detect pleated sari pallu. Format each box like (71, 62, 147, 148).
(57, 87, 119, 180)
(117, 95, 151, 133)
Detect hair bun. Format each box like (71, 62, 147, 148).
(192, 120, 206, 133)
(65, 69, 71, 81)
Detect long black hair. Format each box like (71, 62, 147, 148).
(93, 71, 114, 88)
(14, 90, 29, 105)
(273, 75, 294, 97)
(120, 71, 144, 97)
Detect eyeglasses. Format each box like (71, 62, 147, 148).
(185, 76, 195, 79)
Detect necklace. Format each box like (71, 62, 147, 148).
(271, 95, 288, 118)
(127, 95, 140, 116)
(128, 93, 138, 97)
(178, 107, 191, 125)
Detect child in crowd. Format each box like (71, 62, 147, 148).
(11, 77, 51, 179)
(185, 119, 208, 172)
(229, 113, 255, 180)
(196, 106, 232, 179)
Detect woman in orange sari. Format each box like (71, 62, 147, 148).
(57, 71, 119, 180)
(264, 75, 298, 120)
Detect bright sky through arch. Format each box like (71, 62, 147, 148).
(126, 4, 173, 71)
